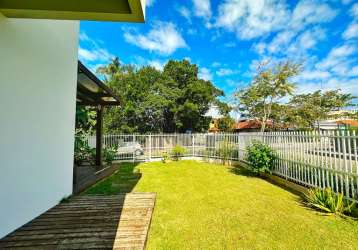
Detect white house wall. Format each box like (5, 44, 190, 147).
(0, 14, 79, 238)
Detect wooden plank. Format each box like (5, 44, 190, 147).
(0, 193, 156, 250)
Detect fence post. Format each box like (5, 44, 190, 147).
(133, 134, 135, 163)
(149, 133, 152, 161)
(192, 134, 195, 158)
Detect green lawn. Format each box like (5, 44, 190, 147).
(85, 160, 358, 250)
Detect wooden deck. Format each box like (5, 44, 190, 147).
(0, 193, 156, 250)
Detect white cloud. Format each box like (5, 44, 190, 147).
(132, 55, 166, 71)
(293, 46, 358, 96)
(300, 70, 331, 80)
(296, 28, 326, 50)
(215, 0, 337, 40)
(341, 0, 353, 5)
(79, 32, 91, 42)
(267, 30, 296, 53)
(216, 68, 235, 76)
(124, 22, 188, 55)
(178, 6, 191, 22)
(330, 44, 356, 58)
(350, 3, 358, 18)
(296, 78, 358, 96)
(252, 42, 267, 55)
(314, 43, 357, 82)
(193, 0, 212, 18)
(146, 0, 156, 7)
(331, 63, 351, 76)
(343, 23, 358, 40)
(215, 0, 289, 40)
(78, 32, 114, 67)
(211, 62, 221, 67)
(226, 79, 237, 87)
(148, 60, 165, 71)
(317, 44, 357, 69)
(285, 27, 326, 57)
(78, 47, 114, 62)
(199, 67, 213, 81)
(184, 57, 192, 62)
(290, 0, 337, 31)
(187, 28, 197, 35)
(253, 26, 326, 58)
(78, 47, 97, 61)
(79, 31, 105, 46)
(348, 65, 358, 77)
(341, 4, 358, 40)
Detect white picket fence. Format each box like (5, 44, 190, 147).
(79, 131, 358, 201)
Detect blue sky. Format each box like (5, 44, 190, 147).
(79, 0, 358, 104)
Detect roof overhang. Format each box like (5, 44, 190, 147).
(77, 61, 120, 106)
(0, 0, 145, 22)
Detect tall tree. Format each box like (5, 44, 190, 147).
(235, 61, 301, 132)
(288, 90, 355, 129)
(215, 102, 235, 132)
(97, 59, 225, 133)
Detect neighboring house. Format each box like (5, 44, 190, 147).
(0, 1, 146, 238)
(316, 119, 358, 130)
(233, 119, 274, 132)
(328, 109, 358, 119)
(316, 109, 358, 130)
(208, 119, 221, 133)
(206, 105, 223, 133)
(337, 119, 358, 129)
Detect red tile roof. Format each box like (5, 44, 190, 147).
(234, 120, 273, 130)
(336, 119, 358, 126)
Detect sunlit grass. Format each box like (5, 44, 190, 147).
(86, 160, 358, 250)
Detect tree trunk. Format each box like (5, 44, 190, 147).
(261, 120, 266, 132)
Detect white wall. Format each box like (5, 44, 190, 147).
(0, 15, 79, 238)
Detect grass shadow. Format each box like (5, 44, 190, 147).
(229, 165, 308, 204)
(228, 165, 259, 178)
(84, 162, 142, 195)
(261, 175, 306, 198)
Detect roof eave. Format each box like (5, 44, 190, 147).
(0, 0, 145, 22)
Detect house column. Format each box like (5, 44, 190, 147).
(95, 106, 103, 168)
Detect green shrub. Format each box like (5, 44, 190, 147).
(74, 135, 94, 165)
(161, 152, 170, 163)
(201, 149, 211, 162)
(103, 147, 117, 165)
(217, 139, 235, 165)
(246, 140, 276, 173)
(305, 188, 355, 216)
(171, 145, 186, 161)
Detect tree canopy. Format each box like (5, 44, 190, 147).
(235, 61, 301, 132)
(234, 60, 356, 131)
(97, 58, 225, 133)
(287, 90, 356, 128)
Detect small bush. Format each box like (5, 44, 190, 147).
(217, 139, 235, 165)
(201, 149, 211, 162)
(171, 145, 186, 161)
(246, 140, 276, 173)
(74, 135, 94, 165)
(103, 147, 117, 165)
(305, 188, 355, 216)
(161, 152, 170, 163)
